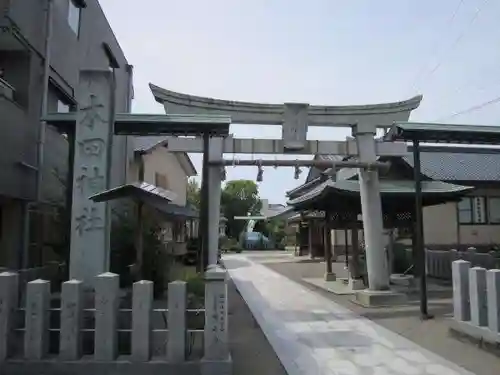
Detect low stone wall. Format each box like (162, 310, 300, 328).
(0, 266, 231, 375)
(449, 260, 500, 351)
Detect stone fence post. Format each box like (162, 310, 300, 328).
(60, 280, 84, 360)
(132, 280, 153, 362)
(24, 279, 50, 360)
(452, 260, 471, 322)
(203, 265, 229, 361)
(487, 269, 500, 333)
(469, 267, 487, 327)
(0, 272, 19, 361)
(167, 280, 187, 362)
(94, 272, 119, 361)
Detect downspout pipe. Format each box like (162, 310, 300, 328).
(36, 0, 53, 203)
(21, 0, 53, 270)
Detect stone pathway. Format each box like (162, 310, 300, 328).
(224, 253, 476, 375)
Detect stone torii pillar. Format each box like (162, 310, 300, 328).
(207, 137, 224, 266)
(354, 123, 388, 291)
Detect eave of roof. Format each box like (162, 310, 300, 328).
(288, 179, 474, 207)
(89, 182, 199, 219)
(386, 122, 500, 144)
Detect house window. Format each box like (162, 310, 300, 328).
(155, 173, 169, 189)
(57, 100, 70, 113)
(458, 197, 486, 224)
(68, 0, 81, 36)
(488, 197, 500, 224)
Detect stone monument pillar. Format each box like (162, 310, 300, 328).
(69, 70, 113, 285)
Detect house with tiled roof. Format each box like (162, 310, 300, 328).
(286, 146, 500, 255)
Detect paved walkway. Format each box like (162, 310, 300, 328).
(224, 253, 475, 375)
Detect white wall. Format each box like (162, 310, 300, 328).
(131, 148, 189, 206)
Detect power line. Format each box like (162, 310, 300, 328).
(423, 0, 489, 81)
(436, 95, 500, 121)
(410, 0, 490, 95)
(408, 0, 465, 95)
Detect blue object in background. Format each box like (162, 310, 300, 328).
(241, 232, 273, 250)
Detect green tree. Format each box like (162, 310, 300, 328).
(187, 178, 201, 209)
(221, 180, 262, 238)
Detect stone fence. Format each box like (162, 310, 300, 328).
(404, 248, 499, 280)
(0, 265, 231, 375)
(449, 260, 500, 349)
(0, 261, 64, 289)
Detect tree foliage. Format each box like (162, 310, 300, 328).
(221, 180, 261, 238)
(187, 178, 201, 209)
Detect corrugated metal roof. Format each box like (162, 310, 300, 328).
(89, 181, 178, 203)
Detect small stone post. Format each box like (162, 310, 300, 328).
(469, 267, 488, 327)
(132, 280, 153, 361)
(59, 280, 83, 360)
(24, 279, 50, 360)
(203, 265, 228, 361)
(487, 269, 500, 333)
(94, 272, 119, 361)
(452, 260, 471, 322)
(0, 272, 18, 361)
(167, 281, 187, 362)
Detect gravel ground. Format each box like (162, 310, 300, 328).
(260, 255, 500, 375)
(228, 279, 288, 375)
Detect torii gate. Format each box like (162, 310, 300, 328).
(147, 84, 423, 295)
(44, 68, 422, 298)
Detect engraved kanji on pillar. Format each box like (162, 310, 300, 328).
(69, 71, 112, 285)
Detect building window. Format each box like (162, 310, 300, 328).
(68, 0, 81, 36)
(458, 197, 486, 224)
(488, 197, 500, 224)
(57, 100, 70, 113)
(155, 173, 169, 189)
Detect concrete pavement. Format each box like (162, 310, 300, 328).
(224, 252, 478, 375)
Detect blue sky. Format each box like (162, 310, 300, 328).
(100, 0, 500, 204)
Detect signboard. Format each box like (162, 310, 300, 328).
(282, 103, 309, 151)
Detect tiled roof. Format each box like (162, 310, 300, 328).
(133, 136, 167, 152)
(288, 179, 473, 206)
(306, 154, 345, 182)
(403, 146, 500, 182)
(304, 146, 500, 185)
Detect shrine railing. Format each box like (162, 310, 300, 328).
(450, 260, 500, 348)
(403, 248, 499, 280)
(0, 265, 230, 374)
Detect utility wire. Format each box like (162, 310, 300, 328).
(410, 0, 490, 95)
(423, 0, 489, 80)
(408, 0, 465, 95)
(435, 95, 500, 122)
